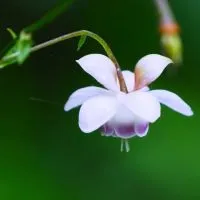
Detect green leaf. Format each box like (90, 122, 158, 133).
(24, 0, 74, 33)
(0, 31, 33, 68)
(16, 31, 33, 64)
(77, 35, 87, 51)
(0, 42, 19, 69)
(0, 55, 17, 69)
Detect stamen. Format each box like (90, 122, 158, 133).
(125, 139, 130, 152)
(120, 139, 130, 152)
(120, 139, 124, 152)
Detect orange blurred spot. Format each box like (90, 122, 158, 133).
(159, 23, 180, 35)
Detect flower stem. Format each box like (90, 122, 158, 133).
(0, 30, 128, 93)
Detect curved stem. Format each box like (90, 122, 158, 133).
(1, 30, 128, 93)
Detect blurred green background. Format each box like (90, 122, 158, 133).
(0, 0, 199, 199)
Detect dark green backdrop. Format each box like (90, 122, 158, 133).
(0, 0, 199, 199)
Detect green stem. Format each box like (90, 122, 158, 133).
(1, 30, 128, 93)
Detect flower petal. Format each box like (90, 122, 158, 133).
(114, 124, 136, 139)
(134, 54, 173, 89)
(64, 86, 111, 111)
(109, 104, 137, 139)
(79, 95, 118, 133)
(76, 54, 119, 91)
(150, 90, 193, 116)
(119, 92, 161, 123)
(122, 70, 135, 92)
(99, 123, 115, 137)
(138, 86, 150, 92)
(134, 120, 149, 137)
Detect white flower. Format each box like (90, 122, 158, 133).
(64, 54, 193, 141)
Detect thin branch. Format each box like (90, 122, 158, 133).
(0, 30, 128, 93)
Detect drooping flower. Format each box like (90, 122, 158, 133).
(64, 54, 193, 151)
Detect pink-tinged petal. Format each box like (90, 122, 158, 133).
(100, 104, 149, 139)
(114, 124, 136, 139)
(134, 54, 173, 89)
(134, 120, 149, 137)
(99, 123, 115, 137)
(150, 90, 193, 116)
(64, 86, 111, 111)
(79, 95, 118, 133)
(76, 54, 119, 91)
(107, 104, 137, 139)
(122, 70, 135, 92)
(100, 122, 136, 139)
(118, 92, 161, 123)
